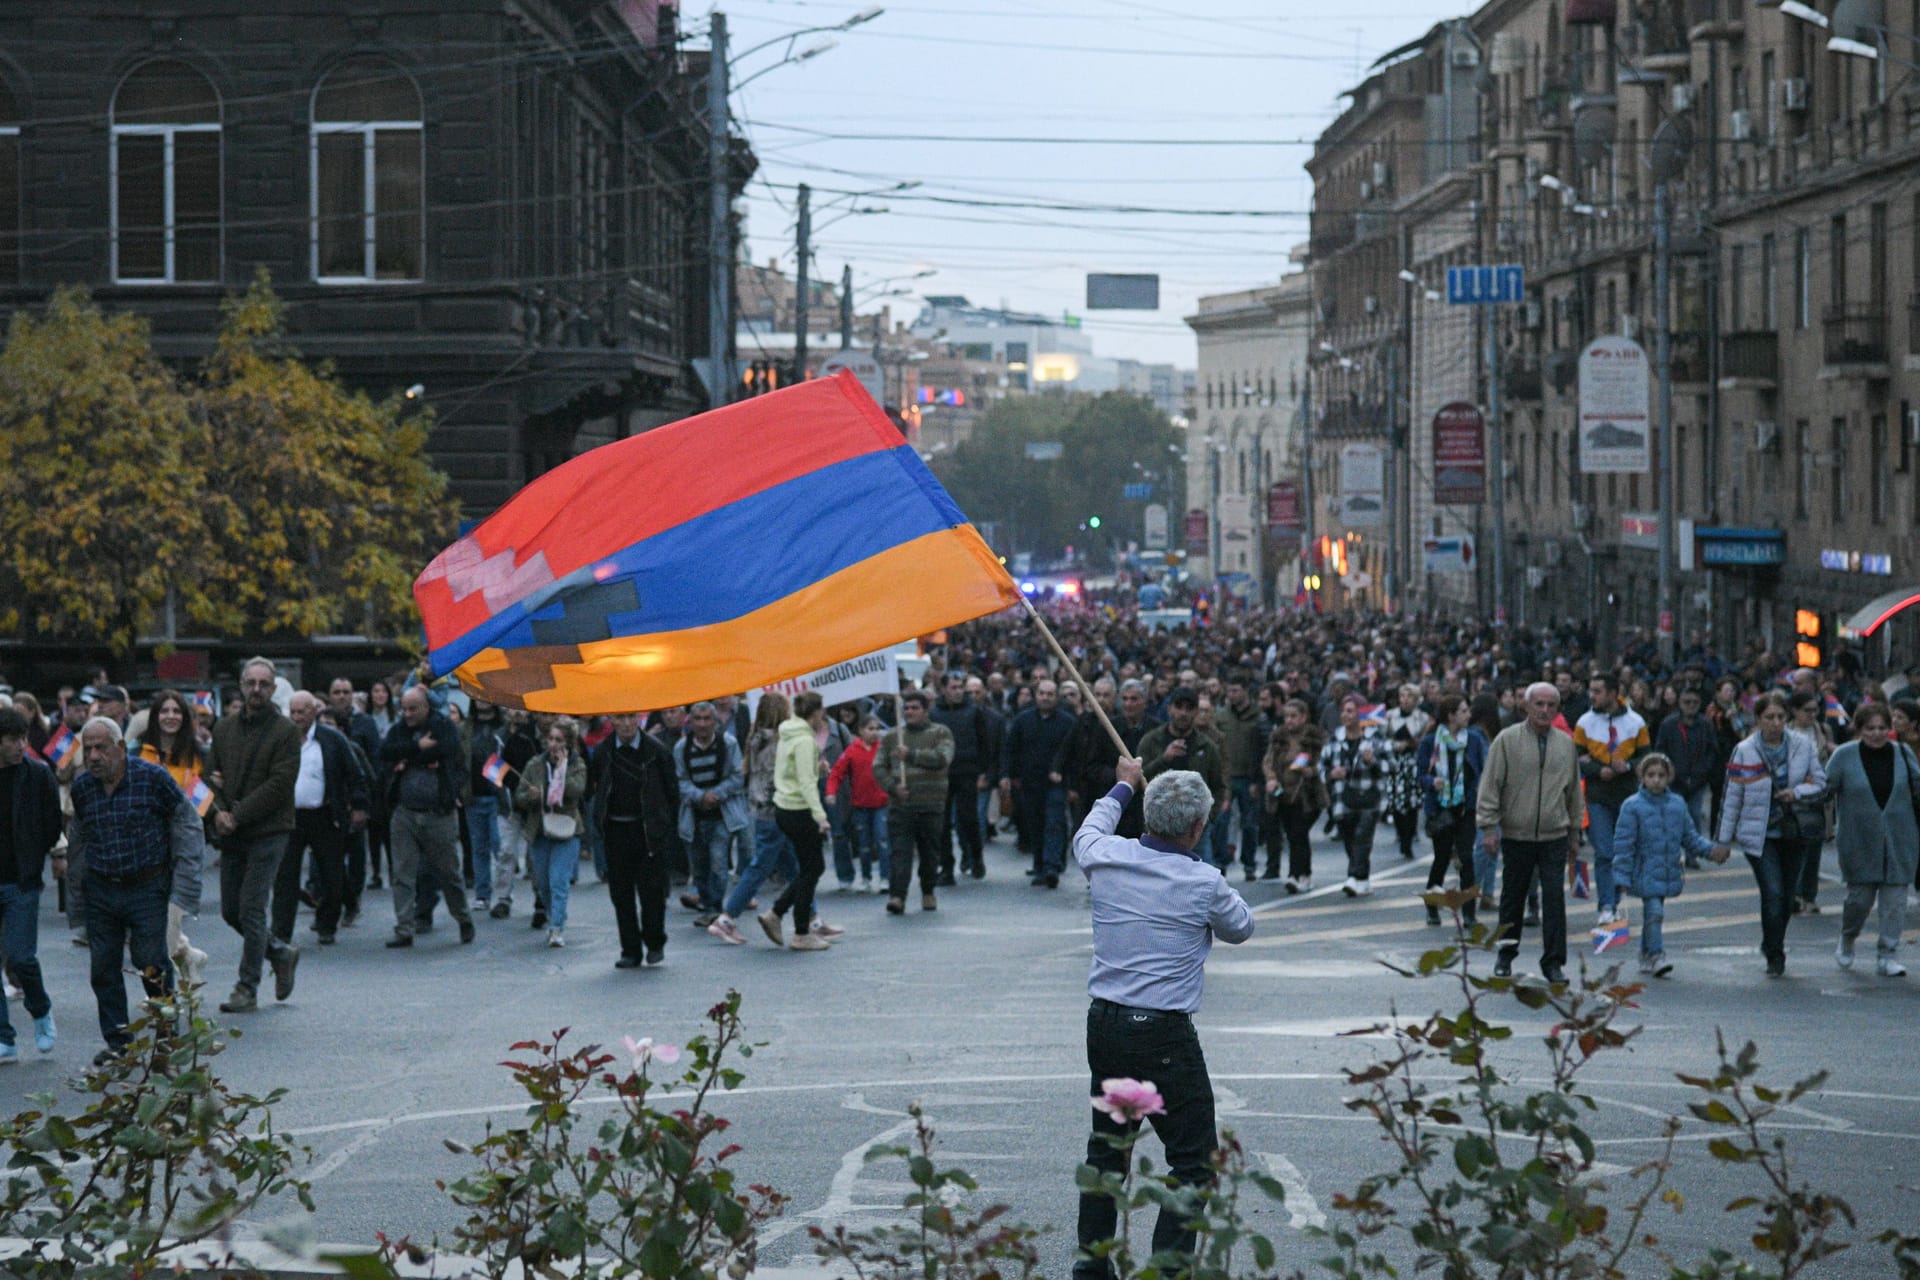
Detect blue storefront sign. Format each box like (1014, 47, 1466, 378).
(1696, 527, 1785, 568)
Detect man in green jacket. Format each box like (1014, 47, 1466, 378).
(1215, 678, 1268, 881)
(876, 690, 955, 915)
(207, 657, 302, 1014)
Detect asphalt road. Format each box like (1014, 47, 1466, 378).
(6, 823, 1919, 1277)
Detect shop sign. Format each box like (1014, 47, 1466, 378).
(1819, 548, 1893, 575)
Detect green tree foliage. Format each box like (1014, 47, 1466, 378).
(0, 288, 214, 655)
(193, 272, 458, 641)
(932, 391, 1183, 560)
(0, 277, 457, 653)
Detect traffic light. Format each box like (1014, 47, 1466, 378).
(1088, 515, 1102, 529)
(1795, 609, 1824, 668)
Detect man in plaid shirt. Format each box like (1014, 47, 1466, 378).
(1321, 695, 1387, 897)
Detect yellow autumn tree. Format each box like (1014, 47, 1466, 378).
(0, 288, 217, 654)
(192, 271, 460, 642)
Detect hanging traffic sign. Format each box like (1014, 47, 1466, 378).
(1446, 264, 1525, 305)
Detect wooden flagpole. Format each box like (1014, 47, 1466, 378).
(1018, 595, 1132, 759)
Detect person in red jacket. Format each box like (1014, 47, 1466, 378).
(827, 717, 892, 893)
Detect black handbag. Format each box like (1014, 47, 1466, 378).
(1428, 805, 1463, 839)
(1789, 801, 1827, 844)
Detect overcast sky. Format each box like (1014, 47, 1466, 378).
(718, 0, 1470, 369)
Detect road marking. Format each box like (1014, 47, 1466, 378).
(1257, 1153, 1326, 1230)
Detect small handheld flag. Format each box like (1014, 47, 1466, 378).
(1571, 859, 1592, 900)
(1290, 751, 1312, 770)
(185, 774, 215, 817)
(42, 725, 77, 769)
(415, 373, 1021, 713)
(1822, 693, 1849, 729)
(481, 752, 510, 787)
(1356, 703, 1389, 728)
(192, 690, 215, 714)
(1591, 916, 1631, 955)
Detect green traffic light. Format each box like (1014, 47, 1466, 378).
(1088, 515, 1102, 528)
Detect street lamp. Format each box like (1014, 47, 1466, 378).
(727, 7, 883, 68)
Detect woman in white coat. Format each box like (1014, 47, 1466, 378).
(1715, 693, 1826, 977)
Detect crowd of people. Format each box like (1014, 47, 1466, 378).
(3, 602, 1918, 1065)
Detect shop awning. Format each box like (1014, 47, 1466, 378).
(1840, 585, 1920, 637)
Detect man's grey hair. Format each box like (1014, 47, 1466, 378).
(688, 700, 717, 718)
(82, 716, 124, 744)
(1143, 770, 1213, 841)
(1118, 678, 1147, 698)
(241, 656, 277, 678)
(1524, 681, 1560, 703)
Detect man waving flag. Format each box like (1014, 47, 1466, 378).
(415, 372, 1020, 713)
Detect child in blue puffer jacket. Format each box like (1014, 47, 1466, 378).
(1612, 753, 1729, 977)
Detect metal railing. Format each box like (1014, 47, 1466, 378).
(1721, 330, 1779, 382)
(1823, 305, 1889, 364)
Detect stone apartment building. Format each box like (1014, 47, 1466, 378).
(1184, 274, 1312, 602)
(1309, 0, 1920, 664)
(0, 0, 740, 516)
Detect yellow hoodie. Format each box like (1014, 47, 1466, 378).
(773, 716, 828, 824)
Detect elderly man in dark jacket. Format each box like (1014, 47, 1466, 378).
(380, 685, 475, 949)
(271, 691, 369, 949)
(1, 707, 63, 1060)
(208, 657, 302, 1014)
(590, 713, 679, 969)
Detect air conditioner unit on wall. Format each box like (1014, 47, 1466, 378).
(1908, 407, 1920, 446)
(1782, 78, 1809, 112)
(1729, 109, 1754, 142)
(1671, 82, 1695, 112)
(1452, 45, 1479, 69)
(1365, 294, 1380, 314)
(1373, 160, 1390, 187)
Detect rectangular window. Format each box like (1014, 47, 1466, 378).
(0, 124, 16, 282)
(1830, 214, 1847, 309)
(313, 125, 423, 281)
(1760, 233, 1777, 328)
(1830, 416, 1846, 521)
(112, 126, 220, 283)
(1762, 51, 1777, 143)
(1794, 418, 1810, 517)
(1676, 425, 1687, 507)
(1795, 228, 1811, 328)
(1729, 244, 1745, 329)
(1869, 201, 1887, 311)
(1870, 414, 1888, 521)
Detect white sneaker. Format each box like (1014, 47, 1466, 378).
(1341, 877, 1359, 897)
(546, 929, 565, 949)
(1836, 941, 1855, 970)
(1354, 879, 1372, 897)
(1877, 955, 1907, 977)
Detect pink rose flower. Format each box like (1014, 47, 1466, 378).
(621, 1036, 683, 1071)
(1091, 1077, 1165, 1123)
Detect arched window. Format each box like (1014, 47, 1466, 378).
(111, 61, 221, 282)
(312, 57, 422, 281)
(0, 82, 18, 281)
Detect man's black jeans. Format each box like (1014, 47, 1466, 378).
(1496, 837, 1568, 969)
(1074, 1000, 1217, 1280)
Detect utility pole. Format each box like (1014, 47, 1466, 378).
(1299, 300, 1315, 609)
(705, 12, 731, 409)
(840, 263, 853, 349)
(794, 182, 810, 382)
(1385, 342, 1399, 613)
(1486, 302, 1506, 626)
(1655, 178, 1675, 666)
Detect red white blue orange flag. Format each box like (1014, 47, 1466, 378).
(42, 724, 77, 769)
(414, 373, 1021, 713)
(185, 774, 215, 818)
